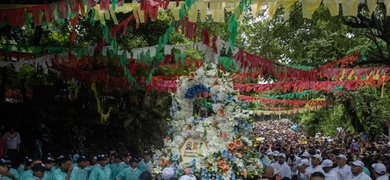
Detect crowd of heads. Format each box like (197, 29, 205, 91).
(252, 119, 390, 180)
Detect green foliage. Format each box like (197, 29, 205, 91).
(295, 105, 353, 137)
(237, 4, 372, 66)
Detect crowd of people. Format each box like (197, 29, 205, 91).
(253, 119, 390, 180)
(0, 119, 388, 180)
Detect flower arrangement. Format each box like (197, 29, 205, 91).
(152, 63, 262, 179)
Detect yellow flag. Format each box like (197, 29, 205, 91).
(340, 69, 346, 80)
(251, 0, 265, 18)
(373, 71, 380, 80)
(267, 1, 280, 19)
(172, 7, 180, 21)
(341, 0, 360, 17)
(115, 3, 133, 14)
(323, 0, 339, 16)
(366, 0, 378, 16)
(188, 2, 198, 22)
(281, 0, 298, 21)
(198, 2, 207, 22)
(384, 0, 390, 16)
(347, 70, 355, 80)
(132, 4, 140, 25)
(301, 0, 322, 19)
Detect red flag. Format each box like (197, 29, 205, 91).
(100, 0, 110, 10)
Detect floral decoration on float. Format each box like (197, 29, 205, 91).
(152, 63, 262, 180)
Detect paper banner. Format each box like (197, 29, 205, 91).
(239, 95, 327, 107)
(253, 106, 324, 115)
(0, 1, 383, 28)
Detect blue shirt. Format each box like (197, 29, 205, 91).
(88, 164, 111, 180)
(115, 167, 142, 180)
(137, 161, 151, 173)
(52, 168, 68, 180)
(3, 168, 19, 180)
(70, 166, 88, 180)
(109, 163, 123, 180)
(23, 175, 42, 180)
(18, 169, 33, 180)
(42, 170, 53, 180)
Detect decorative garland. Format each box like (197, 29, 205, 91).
(152, 63, 262, 179)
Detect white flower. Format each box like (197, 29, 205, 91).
(153, 63, 259, 178)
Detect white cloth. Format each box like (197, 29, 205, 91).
(333, 165, 351, 180)
(273, 162, 292, 179)
(179, 174, 196, 180)
(324, 171, 341, 180)
(305, 165, 325, 177)
(376, 175, 389, 180)
(346, 172, 372, 180)
(3, 132, 21, 149)
(287, 155, 301, 174)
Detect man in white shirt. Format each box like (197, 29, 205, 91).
(371, 163, 388, 180)
(297, 159, 310, 180)
(287, 153, 301, 176)
(3, 128, 21, 168)
(306, 154, 324, 177)
(273, 153, 292, 179)
(265, 151, 274, 166)
(321, 159, 340, 180)
(179, 167, 196, 180)
(346, 160, 371, 180)
(332, 154, 351, 180)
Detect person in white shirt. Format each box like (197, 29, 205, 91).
(297, 159, 310, 180)
(321, 159, 340, 180)
(332, 154, 351, 180)
(273, 153, 292, 179)
(287, 153, 301, 176)
(346, 160, 372, 180)
(371, 163, 388, 180)
(3, 127, 21, 168)
(179, 167, 196, 180)
(306, 154, 324, 177)
(300, 151, 312, 167)
(265, 151, 274, 166)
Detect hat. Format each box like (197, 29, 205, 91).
(273, 151, 280, 156)
(301, 152, 310, 157)
(311, 154, 322, 162)
(97, 154, 107, 161)
(278, 153, 286, 159)
(321, 159, 333, 167)
(297, 159, 309, 166)
(350, 160, 364, 168)
(32, 163, 47, 171)
(76, 155, 88, 163)
(0, 158, 7, 166)
(372, 163, 387, 174)
(123, 152, 132, 158)
(114, 154, 123, 160)
(162, 167, 175, 180)
(336, 154, 347, 160)
(42, 156, 55, 164)
(58, 156, 71, 164)
(25, 158, 33, 166)
(129, 158, 138, 163)
(266, 151, 274, 156)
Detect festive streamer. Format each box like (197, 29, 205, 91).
(253, 106, 324, 115)
(238, 95, 327, 107)
(146, 77, 390, 94)
(0, 1, 384, 28)
(91, 82, 112, 123)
